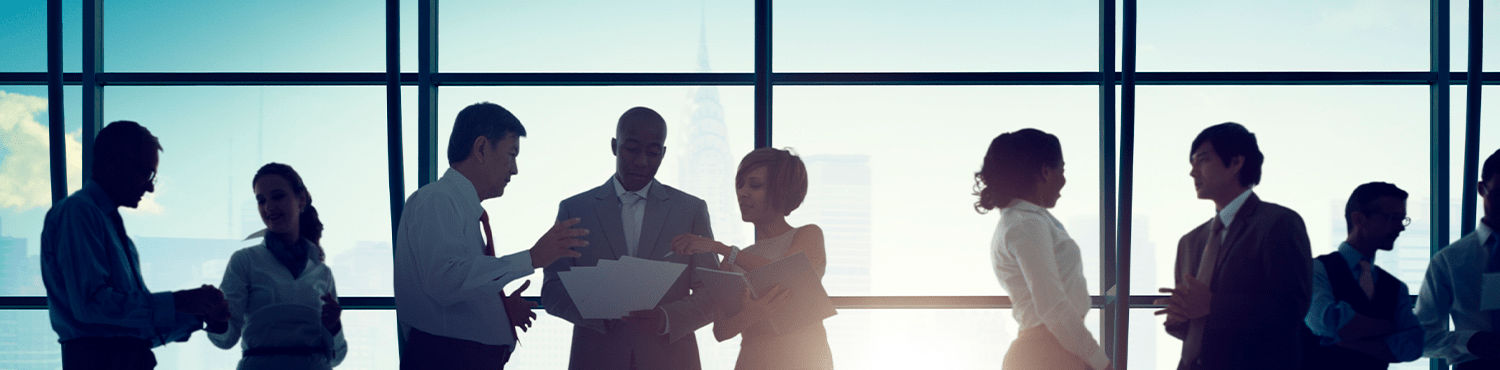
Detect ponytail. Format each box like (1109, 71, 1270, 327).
(301, 204, 326, 262)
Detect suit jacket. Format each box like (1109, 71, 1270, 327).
(542, 178, 717, 370)
(1168, 194, 1314, 370)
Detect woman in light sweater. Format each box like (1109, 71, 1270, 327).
(978, 129, 1110, 370)
(209, 163, 346, 369)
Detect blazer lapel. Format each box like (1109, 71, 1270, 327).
(592, 181, 628, 260)
(1213, 194, 1263, 275)
(636, 185, 674, 260)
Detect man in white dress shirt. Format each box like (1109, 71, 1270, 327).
(395, 102, 588, 370)
(1418, 148, 1500, 369)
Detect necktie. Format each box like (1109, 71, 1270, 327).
(1183, 216, 1225, 365)
(1358, 260, 1376, 300)
(622, 192, 644, 257)
(480, 210, 522, 342)
(480, 211, 495, 257)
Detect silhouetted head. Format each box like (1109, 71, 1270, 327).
(253, 163, 324, 261)
(735, 148, 808, 222)
(1189, 122, 1263, 204)
(612, 107, 668, 192)
(448, 102, 526, 200)
(1344, 182, 1408, 253)
(92, 121, 163, 209)
(974, 128, 1065, 213)
(1481, 148, 1500, 227)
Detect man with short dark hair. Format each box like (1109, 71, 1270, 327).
(395, 102, 587, 369)
(1157, 122, 1314, 370)
(543, 106, 718, 370)
(1302, 182, 1423, 369)
(1418, 148, 1500, 369)
(42, 120, 229, 370)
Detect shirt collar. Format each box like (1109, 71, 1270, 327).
(1337, 241, 1373, 271)
(440, 168, 485, 219)
(611, 175, 655, 202)
(1218, 188, 1255, 228)
(82, 180, 118, 211)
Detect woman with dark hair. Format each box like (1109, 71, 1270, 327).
(672, 147, 834, 370)
(978, 129, 1109, 370)
(209, 163, 346, 369)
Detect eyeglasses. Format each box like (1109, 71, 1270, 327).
(1369, 212, 1411, 227)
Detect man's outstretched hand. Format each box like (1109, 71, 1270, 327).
(530, 218, 588, 268)
(502, 281, 538, 332)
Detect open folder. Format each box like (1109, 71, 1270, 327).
(695, 252, 837, 335)
(556, 256, 688, 319)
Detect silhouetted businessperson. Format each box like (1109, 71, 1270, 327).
(1417, 148, 1500, 369)
(41, 121, 229, 370)
(543, 107, 718, 370)
(1158, 122, 1313, 370)
(1301, 182, 1423, 370)
(395, 102, 587, 370)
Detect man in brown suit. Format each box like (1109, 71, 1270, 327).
(1156, 122, 1314, 370)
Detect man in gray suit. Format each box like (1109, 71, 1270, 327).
(542, 107, 717, 370)
(1156, 122, 1314, 370)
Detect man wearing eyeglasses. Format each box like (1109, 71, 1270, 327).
(1301, 182, 1423, 369)
(41, 121, 230, 370)
(1418, 148, 1500, 369)
(542, 107, 718, 370)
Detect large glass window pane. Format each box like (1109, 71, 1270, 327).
(1448, 85, 1500, 245)
(0, 310, 61, 369)
(1449, 0, 1500, 72)
(439, 0, 753, 72)
(1140, 0, 1427, 71)
(105, 87, 393, 296)
(1130, 86, 1430, 295)
(775, 86, 1102, 296)
(774, 0, 1096, 72)
(1, 85, 81, 296)
(434, 86, 755, 295)
(0, 2, 46, 72)
(831, 309, 1100, 369)
(104, 0, 385, 72)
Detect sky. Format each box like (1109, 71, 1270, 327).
(4, 0, 1500, 369)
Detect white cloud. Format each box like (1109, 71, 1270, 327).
(0, 90, 83, 211)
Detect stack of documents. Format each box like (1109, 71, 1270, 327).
(696, 252, 837, 335)
(557, 256, 688, 319)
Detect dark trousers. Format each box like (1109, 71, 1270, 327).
(61, 337, 155, 370)
(1457, 358, 1500, 370)
(401, 327, 512, 370)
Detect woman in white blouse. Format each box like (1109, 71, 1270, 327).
(209, 163, 346, 370)
(977, 129, 1109, 370)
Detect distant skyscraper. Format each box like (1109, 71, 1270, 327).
(789, 154, 873, 369)
(677, 20, 741, 247)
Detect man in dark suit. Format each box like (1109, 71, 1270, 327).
(1156, 122, 1314, 370)
(542, 107, 718, 370)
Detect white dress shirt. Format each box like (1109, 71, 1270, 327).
(395, 168, 534, 348)
(1216, 188, 1255, 240)
(209, 239, 347, 367)
(612, 176, 654, 258)
(1417, 221, 1499, 364)
(992, 199, 1109, 370)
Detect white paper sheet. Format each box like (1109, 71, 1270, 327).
(559, 256, 688, 319)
